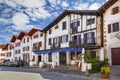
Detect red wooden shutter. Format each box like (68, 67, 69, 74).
(38, 42, 42, 47)
(28, 46, 29, 50)
(108, 24, 111, 33)
(112, 6, 119, 14)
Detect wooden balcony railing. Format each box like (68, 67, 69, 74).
(69, 37, 96, 47)
(50, 43, 60, 49)
(71, 27, 78, 34)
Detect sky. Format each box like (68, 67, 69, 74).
(0, 0, 107, 44)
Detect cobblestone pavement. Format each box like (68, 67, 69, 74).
(89, 66, 120, 80)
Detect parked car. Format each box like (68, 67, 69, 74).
(4, 61, 14, 67)
(0, 60, 10, 66)
(14, 60, 24, 67)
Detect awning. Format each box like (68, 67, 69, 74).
(35, 47, 82, 54)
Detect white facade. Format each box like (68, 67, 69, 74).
(14, 39, 22, 61)
(103, 0, 120, 65)
(5, 44, 14, 62)
(44, 11, 103, 66)
(45, 15, 69, 66)
(31, 30, 45, 65)
(21, 35, 32, 63)
(0, 48, 6, 63)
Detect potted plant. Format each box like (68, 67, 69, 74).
(101, 65, 110, 78)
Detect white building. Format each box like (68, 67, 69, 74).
(4, 44, 14, 62)
(10, 35, 22, 61)
(0, 44, 6, 63)
(34, 10, 103, 67)
(27, 28, 45, 65)
(18, 31, 31, 64)
(99, 0, 120, 65)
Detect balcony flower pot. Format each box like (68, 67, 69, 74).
(101, 66, 110, 79)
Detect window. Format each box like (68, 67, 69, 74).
(18, 49, 20, 54)
(27, 37, 29, 42)
(62, 21, 66, 30)
(108, 24, 111, 33)
(59, 36, 62, 43)
(23, 47, 25, 51)
(40, 33, 43, 37)
(55, 25, 59, 29)
(23, 39, 25, 43)
(113, 22, 119, 32)
(70, 21, 80, 28)
(34, 34, 38, 39)
(15, 50, 17, 54)
(72, 36, 77, 41)
(84, 32, 95, 43)
(112, 6, 119, 15)
(48, 38, 51, 45)
(26, 46, 29, 51)
(62, 35, 68, 43)
(49, 29, 52, 34)
(87, 18, 95, 25)
(48, 53, 52, 62)
(53, 37, 59, 44)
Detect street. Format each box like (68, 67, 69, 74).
(0, 66, 88, 80)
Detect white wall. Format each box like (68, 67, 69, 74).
(46, 15, 69, 49)
(5, 45, 14, 61)
(103, 0, 120, 64)
(14, 39, 22, 60)
(31, 31, 45, 64)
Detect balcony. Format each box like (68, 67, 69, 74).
(84, 37, 96, 45)
(71, 27, 78, 34)
(32, 46, 40, 51)
(69, 37, 96, 47)
(69, 40, 82, 47)
(50, 43, 60, 49)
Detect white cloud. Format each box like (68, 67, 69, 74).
(89, 3, 101, 10)
(74, 3, 89, 10)
(12, 12, 29, 26)
(12, 32, 19, 35)
(26, 8, 51, 20)
(12, 25, 34, 31)
(11, 12, 35, 31)
(61, 1, 69, 8)
(0, 0, 3, 3)
(0, 18, 12, 24)
(13, 0, 46, 8)
(48, 0, 58, 5)
(0, 34, 8, 38)
(4, 0, 17, 8)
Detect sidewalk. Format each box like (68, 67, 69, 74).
(89, 66, 120, 80)
(0, 71, 44, 80)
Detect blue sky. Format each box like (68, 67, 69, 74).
(0, 0, 107, 44)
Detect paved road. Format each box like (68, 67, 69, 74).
(0, 66, 88, 80)
(0, 71, 43, 80)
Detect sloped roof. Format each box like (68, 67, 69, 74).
(18, 31, 27, 40)
(43, 10, 100, 31)
(10, 35, 18, 42)
(4, 43, 14, 50)
(0, 44, 6, 50)
(27, 28, 44, 36)
(99, 0, 118, 13)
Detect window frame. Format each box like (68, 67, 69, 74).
(62, 21, 66, 30)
